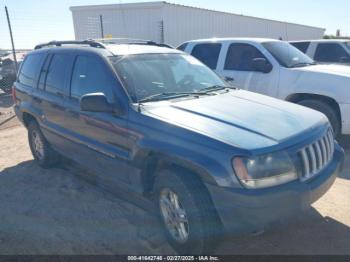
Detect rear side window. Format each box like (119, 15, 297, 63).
(70, 56, 114, 102)
(314, 43, 350, 63)
(224, 43, 266, 71)
(18, 53, 45, 87)
(290, 42, 310, 53)
(45, 54, 71, 95)
(191, 43, 222, 69)
(177, 42, 188, 51)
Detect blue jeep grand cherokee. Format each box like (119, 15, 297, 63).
(13, 40, 344, 254)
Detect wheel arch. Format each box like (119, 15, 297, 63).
(141, 152, 217, 196)
(22, 112, 38, 127)
(286, 93, 341, 124)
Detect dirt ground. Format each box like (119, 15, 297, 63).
(0, 94, 349, 255)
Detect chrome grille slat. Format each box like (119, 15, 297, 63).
(307, 145, 317, 174)
(314, 141, 323, 170)
(298, 128, 334, 181)
(300, 149, 310, 178)
(328, 131, 334, 159)
(320, 137, 328, 165)
(324, 134, 331, 162)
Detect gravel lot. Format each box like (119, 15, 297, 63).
(0, 94, 349, 255)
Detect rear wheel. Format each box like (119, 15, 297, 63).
(28, 120, 60, 167)
(298, 99, 341, 137)
(154, 169, 221, 254)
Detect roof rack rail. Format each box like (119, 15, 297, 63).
(34, 40, 106, 50)
(92, 38, 174, 48)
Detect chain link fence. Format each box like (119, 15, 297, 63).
(0, 52, 18, 94)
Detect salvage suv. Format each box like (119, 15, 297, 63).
(13, 40, 344, 254)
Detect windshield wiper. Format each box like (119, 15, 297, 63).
(138, 92, 193, 103)
(290, 62, 317, 68)
(138, 86, 233, 103)
(199, 85, 231, 93)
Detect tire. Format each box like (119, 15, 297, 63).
(28, 120, 60, 168)
(298, 99, 341, 137)
(154, 169, 221, 254)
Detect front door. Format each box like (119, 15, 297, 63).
(217, 43, 279, 97)
(63, 54, 132, 188)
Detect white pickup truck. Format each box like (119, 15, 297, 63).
(290, 39, 350, 65)
(179, 38, 350, 136)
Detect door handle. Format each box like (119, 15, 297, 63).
(225, 76, 235, 82)
(55, 92, 64, 97)
(33, 97, 42, 103)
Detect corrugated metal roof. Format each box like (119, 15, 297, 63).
(70, 1, 325, 31)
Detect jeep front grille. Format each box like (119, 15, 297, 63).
(298, 129, 334, 181)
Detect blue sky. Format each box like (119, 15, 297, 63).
(1, 0, 350, 49)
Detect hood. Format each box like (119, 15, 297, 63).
(294, 64, 350, 77)
(144, 90, 328, 150)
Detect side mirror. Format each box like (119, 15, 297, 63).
(252, 58, 273, 73)
(80, 93, 115, 113)
(339, 56, 350, 63)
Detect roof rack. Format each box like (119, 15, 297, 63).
(34, 38, 174, 50)
(34, 40, 106, 50)
(92, 38, 174, 48)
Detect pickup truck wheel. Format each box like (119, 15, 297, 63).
(28, 121, 60, 168)
(298, 99, 340, 137)
(154, 169, 220, 254)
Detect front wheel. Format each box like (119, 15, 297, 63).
(154, 169, 221, 254)
(298, 99, 341, 137)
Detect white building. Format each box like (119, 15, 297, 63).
(70, 1, 325, 47)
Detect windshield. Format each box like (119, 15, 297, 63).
(110, 54, 226, 102)
(263, 41, 315, 68)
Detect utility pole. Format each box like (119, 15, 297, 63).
(5, 6, 18, 74)
(99, 15, 104, 39)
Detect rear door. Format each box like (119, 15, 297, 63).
(36, 51, 75, 151)
(189, 43, 222, 71)
(15, 52, 47, 116)
(63, 54, 132, 187)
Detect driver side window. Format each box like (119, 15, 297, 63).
(224, 43, 267, 71)
(70, 55, 114, 103)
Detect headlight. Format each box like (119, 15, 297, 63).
(232, 151, 298, 189)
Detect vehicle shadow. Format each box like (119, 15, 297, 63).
(337, 135, 350, 180)
(217, 207, 350, 255)
(0, 160, 174, 254)
(0, 94, 13, 109)
(1, 159, 349, 255)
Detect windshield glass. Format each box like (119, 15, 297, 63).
(263, 41, 315, 68)
(110, 54, 226, 102)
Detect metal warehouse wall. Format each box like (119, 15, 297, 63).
(163, 4, 325, 46)
(70, 2, 163, 42)
(70, 2, 325, 46)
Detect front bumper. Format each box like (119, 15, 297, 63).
(206, 144, 344, 234)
